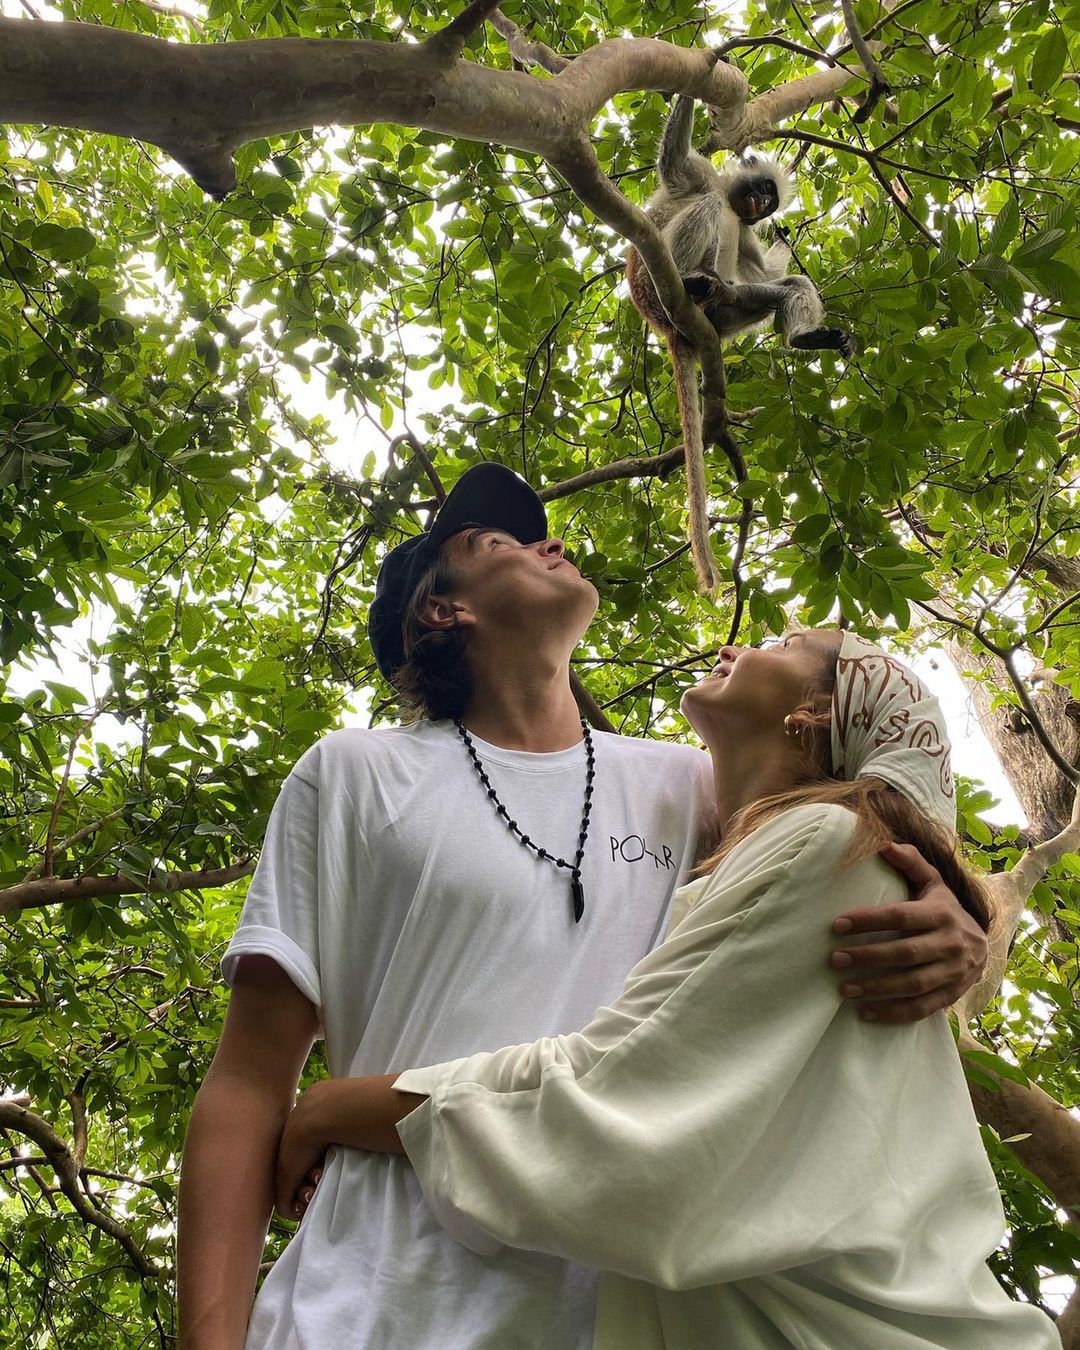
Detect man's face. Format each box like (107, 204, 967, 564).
(436, 526, 598, 642)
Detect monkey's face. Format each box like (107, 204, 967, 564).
(734, 174, 780, 224)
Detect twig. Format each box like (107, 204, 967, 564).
(876, 93, 952, 152)
(538, 448, 684, 502)
(712, 34, 849, 70)
(389, 431, 446, 504)
(489, 7, 569, 74)
(42, 707, 106, 880)
(726, 497, 754, 646)
(602, 648, 720, 709)
(569, 671, 617, 734)
(841, 0, 891, 123)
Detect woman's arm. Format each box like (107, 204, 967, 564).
(276, 806, 838, 1221)
(273, 1074, 423, 1218)
(378, 804, 993, 1288)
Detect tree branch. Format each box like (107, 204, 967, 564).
(840, 0, 892, 123)
(425, 0, 504, 65)
(22, 804, 130, 884)
(489, 6, 569, 74)
(389, 431, 446, 505)
(569, 671, 616, 734)
(0, 18, 855, 198)
(0, 1097, 158, 1278)
(0, 858, 254, 917)
(537, 447, 684, 502)
(955, 784, 1080, 1024)
(958, 1030, 1080, 1235)
(42, 706, 106, 880)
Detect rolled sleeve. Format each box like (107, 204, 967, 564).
(220, 770, 323, 1033)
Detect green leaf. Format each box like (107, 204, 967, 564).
(31, 223, 96, 261)
(1030, 27, 1069, 94)
(986, 198, 1019, 255)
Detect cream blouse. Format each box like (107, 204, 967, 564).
(394, 803, 1059, 1348)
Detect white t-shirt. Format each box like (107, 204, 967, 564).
(395, 804, 1059, 1350)
(220, 718, 713, 1350)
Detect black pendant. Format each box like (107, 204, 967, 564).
(571, 877, 585, 924)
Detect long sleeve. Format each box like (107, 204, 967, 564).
(395, 803, 1002, 1290)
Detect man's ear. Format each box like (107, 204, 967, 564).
(419, 596, 477, 632)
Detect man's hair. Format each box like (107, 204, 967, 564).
(695, 633, 995, 935)
(391, 544, 472, 722)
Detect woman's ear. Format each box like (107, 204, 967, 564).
(419, 597, 477, 631)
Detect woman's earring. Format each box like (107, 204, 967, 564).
(783, 714, 801, 739)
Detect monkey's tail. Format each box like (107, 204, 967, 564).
(669, 339, 723, 597)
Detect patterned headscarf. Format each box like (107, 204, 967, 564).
(830, 632, 956, 832)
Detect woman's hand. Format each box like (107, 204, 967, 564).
(291, 1162, 324, 1222)
(274, 1082, 329, 1223)
(274, 1075, 428, 1221)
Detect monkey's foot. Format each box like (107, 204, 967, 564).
(789, 327, 856, 359)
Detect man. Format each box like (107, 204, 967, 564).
(177, 464, 988, 1350)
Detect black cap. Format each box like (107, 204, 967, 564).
(367, 462, 548, 680)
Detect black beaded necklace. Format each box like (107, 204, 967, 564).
(453, 719, 595, 924)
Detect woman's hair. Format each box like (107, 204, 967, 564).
(695, 635, 995, 936)
(390, 549, 473, 722)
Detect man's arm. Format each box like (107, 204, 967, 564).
(829, 842, 990, 1022)
(178, 955, 319, 1350)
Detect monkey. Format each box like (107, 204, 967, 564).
(626, 94, 855, 594)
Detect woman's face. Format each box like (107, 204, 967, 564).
(680, 629, 842, 741)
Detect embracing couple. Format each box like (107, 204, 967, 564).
(177, 464, 1060, 1348)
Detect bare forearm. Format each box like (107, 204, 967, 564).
(178, 1072, 289, 1350)
(313, 1074, 425, 1155)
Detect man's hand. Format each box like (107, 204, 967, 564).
(829, 842, 989, 1023)
(273, 1082, 328, 1223)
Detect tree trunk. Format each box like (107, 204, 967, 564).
(945, 636, 1080, 840)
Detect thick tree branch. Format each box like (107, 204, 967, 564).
(0, 858, 254, 917)
(0, 18, 856, 198)
(0, 1097, 158, 1278)
(958, 1030, 1080, 1234)
(955, 785, 1080, 1024)
(426, 0, 504, 65)
(1061, 1283, 1080, 1350)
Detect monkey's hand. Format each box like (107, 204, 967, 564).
(681, 272, 713, 302)
(683, 271, 738, 308)
(834, 329, 857, 359)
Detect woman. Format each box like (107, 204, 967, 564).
(277, 629, 1060, 1348)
